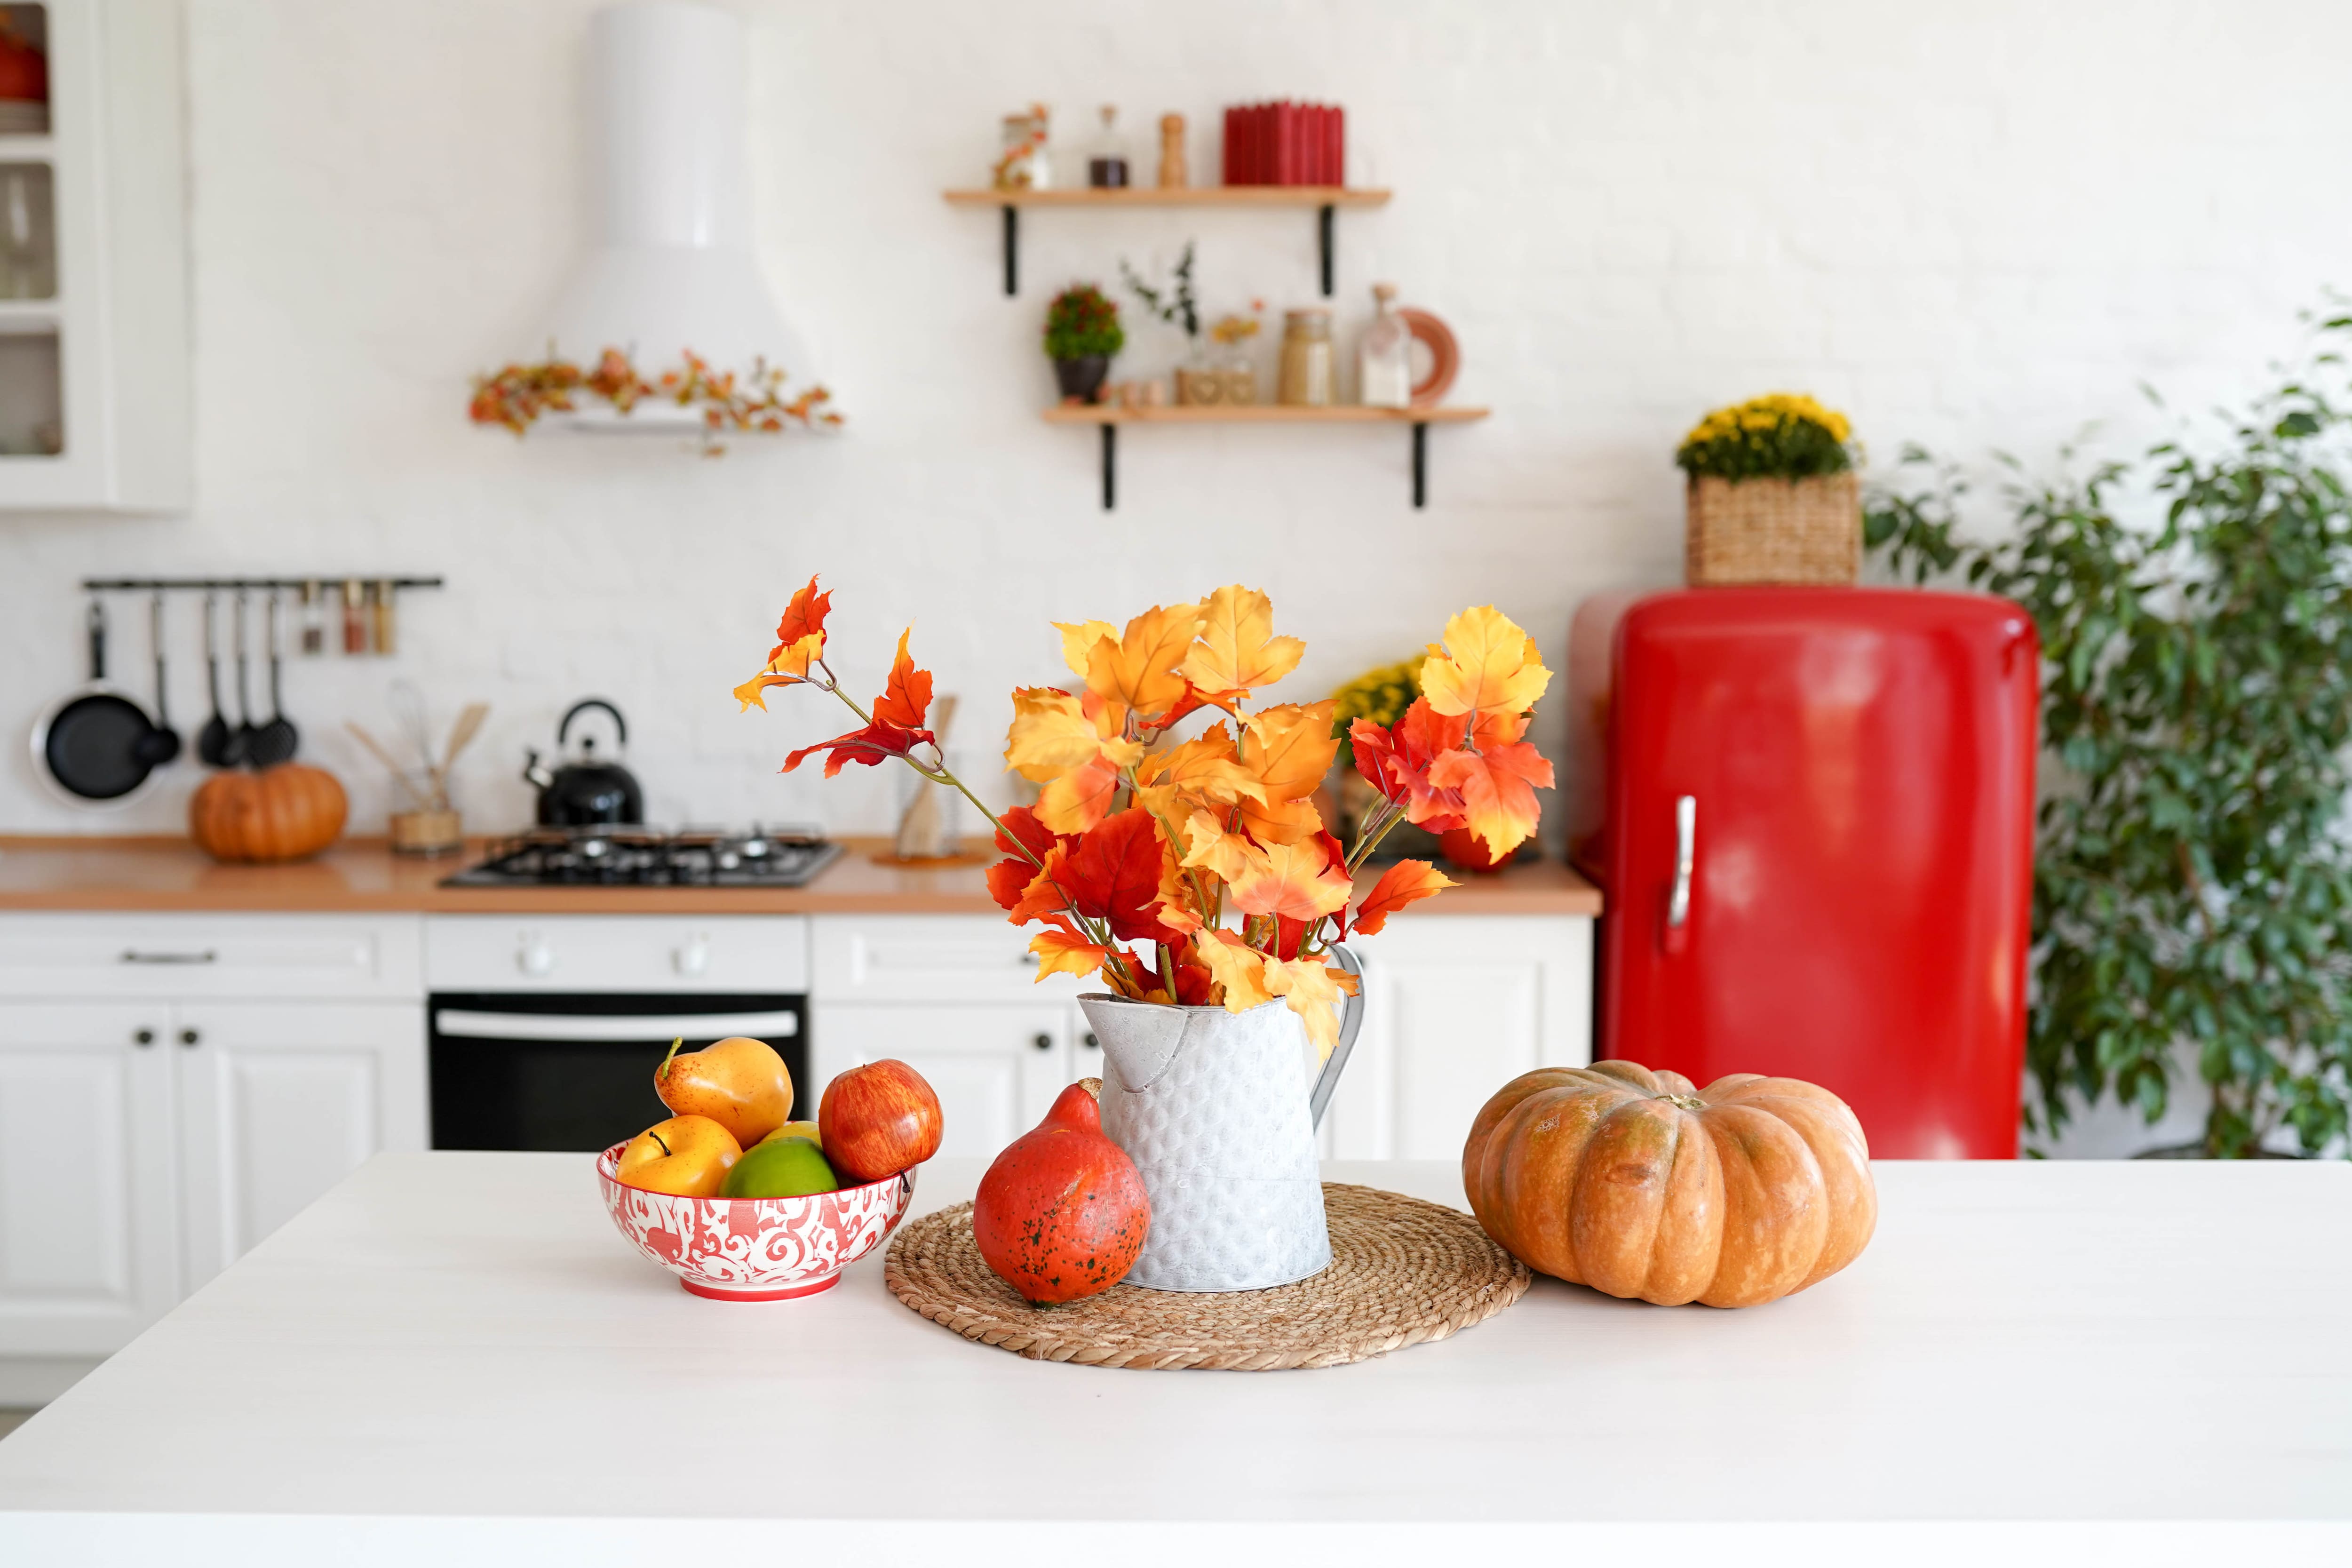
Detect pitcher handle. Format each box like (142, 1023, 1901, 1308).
(1308, 943, 1366, 1130)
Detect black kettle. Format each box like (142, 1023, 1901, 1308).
(524, 698, 645, 826)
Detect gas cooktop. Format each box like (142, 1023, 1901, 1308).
(441, 827, 843, 889)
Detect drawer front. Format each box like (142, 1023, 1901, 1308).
(0, 915, 422, 1000)
(423, 916, 809, 994)
(811, 915, 1085, 1004)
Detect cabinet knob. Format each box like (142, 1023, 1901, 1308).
(1031, 1032, 1052, 1051)
(133, 1028, 155, 1047)
(179, 1028, 200, 1048)
(1017, 951, 1039, 967)
(672, 939, 710, 978)
(1082, 1032, 1099, 1050)
(517, 940, 555, 977)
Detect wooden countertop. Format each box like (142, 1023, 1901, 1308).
(0, 835, 1603, 916)
(1, 1155, 2344, 1558)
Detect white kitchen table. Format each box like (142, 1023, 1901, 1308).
(0, 1154, 2345, 1567)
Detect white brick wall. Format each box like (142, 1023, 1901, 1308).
(4, 0, 2349, 850)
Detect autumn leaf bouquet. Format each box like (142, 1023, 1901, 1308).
(736, 581, 1553, 1055)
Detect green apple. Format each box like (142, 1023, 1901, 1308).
(721, 1135, 838, 1199)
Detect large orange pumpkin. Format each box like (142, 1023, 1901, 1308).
(1462, 1061, 1876, 1308)
(189, 764, 348, 864)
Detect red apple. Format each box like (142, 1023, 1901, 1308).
(819, 1059, 943, 1182)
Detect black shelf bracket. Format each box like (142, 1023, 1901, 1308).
(992, 199, 1344, 298)
(1085, 419, 1444, 511)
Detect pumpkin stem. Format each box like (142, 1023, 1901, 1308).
(1661, 1092, 1706, 1111)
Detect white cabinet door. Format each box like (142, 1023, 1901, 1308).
(1324, 916, 1593, 1162)
(174, 1002, 426, 1288)
(812, 1005, 1072, 1161)
(0, 1003, 179, 1355)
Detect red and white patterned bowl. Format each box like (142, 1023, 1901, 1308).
(596, 1142, 917, 1302)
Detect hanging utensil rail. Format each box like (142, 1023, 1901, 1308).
(79, 576, 446, 592)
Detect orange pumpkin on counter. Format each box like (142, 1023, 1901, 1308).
(189, 764, 348, 863)
(1462, 1060, 1875, 1308)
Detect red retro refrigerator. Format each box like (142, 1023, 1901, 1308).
(1582, 588, 2038, 1159)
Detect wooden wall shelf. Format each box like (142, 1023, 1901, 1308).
(942, 187, 1393, 297)
(1041, 404, 1490, 510)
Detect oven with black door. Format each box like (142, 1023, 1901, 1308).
(423, 915, 811, 1153)
(429, 994, 807, 1151)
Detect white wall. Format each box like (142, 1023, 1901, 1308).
(4, 0, 2350, 846)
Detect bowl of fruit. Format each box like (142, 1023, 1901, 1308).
(599, 1039, 943, 1302)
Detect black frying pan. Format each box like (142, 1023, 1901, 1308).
(31, 600, 171, 805)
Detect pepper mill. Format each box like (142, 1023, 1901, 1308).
(1157, 113, 1187, 189)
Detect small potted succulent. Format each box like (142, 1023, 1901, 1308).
(1043, 283, 1124, 405)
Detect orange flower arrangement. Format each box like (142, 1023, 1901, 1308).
(736, 581, 1553, 1053)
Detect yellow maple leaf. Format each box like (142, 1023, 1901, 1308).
(1419, 606, 1552, 721)
(1263, 956, 1358, 1059)
(1083, 603, 1205, 721)
(1238, 700, 1339, 845)
(1051, 620, 1119, 679)
(1180, 808, 1259, 885)
(1182, 585, 1304, 696)
(1196, 929, 1274, 1011)
(1225, 839, 1352, 922)
(1004, 688, 1102, 782)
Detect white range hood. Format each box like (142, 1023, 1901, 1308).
(541, 1, 810, 430)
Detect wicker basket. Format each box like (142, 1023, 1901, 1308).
(1685, 471, 1860, 586)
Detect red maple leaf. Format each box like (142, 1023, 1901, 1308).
(1064, 809, 1190, 945)
(1350, 698, 1471, 833)
(781, 628, 936, 777)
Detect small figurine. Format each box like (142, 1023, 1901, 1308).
(1158, 113, 1187, 189)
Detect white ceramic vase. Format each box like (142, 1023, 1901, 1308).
(1080, 946, 1365, 1292)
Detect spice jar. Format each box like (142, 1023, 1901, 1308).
(1277, 308, 1334, 407)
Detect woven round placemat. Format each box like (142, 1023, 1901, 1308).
(884, 1183, 1531, 1370)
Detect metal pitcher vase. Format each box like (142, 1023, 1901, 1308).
(1079, 945, 1366, 1292)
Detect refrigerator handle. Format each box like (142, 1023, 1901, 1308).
(1663, 794, 1696, 953)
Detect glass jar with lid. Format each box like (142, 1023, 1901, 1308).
(1277, 308, 1335, 406)
(1087, 105, 1130, 189)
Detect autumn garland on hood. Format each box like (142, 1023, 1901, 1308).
(735, 582, 1553, 1055)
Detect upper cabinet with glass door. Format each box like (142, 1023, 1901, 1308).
(0, 0, 188, 513)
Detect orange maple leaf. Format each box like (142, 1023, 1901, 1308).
(1238, 700, 1339, 845)
(1225, 838, 1353, 923)
(1035, 754, 1122, 836)
(733, 576, 834, 710)
(872, 629, 934, 730)
(1181, 585, 1304, 696)
(1350, 859, 1456, 935)
(1030, 923, 1113, 983)
(1419, 606, 1551, 722)
(1131, 721, 1266, 825)
(1426, 742, 1555, 859)
(1077, 603, 1204, 722)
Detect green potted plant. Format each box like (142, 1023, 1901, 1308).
(1043, 283, 1123, 406)
(1866, 312, 2352, 1159)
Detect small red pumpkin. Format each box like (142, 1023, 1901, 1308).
(973, 1081, 1149, 1305)
(188, 763, 348, 864)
